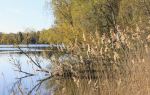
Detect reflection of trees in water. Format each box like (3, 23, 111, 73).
(11, 74, 53, 95)
(10, 49, 67, 95)
(10, 51, 96, 95)
(10, 52, 50, 94)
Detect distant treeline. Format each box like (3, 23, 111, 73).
(0, 27, 78, 44)
(0, 31, 41, 44)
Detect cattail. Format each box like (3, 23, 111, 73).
(114, 52, 119, 61)
(100, 48, 103, 55)
(116, 25, 121, 32)
(104, 46, 108, 52)
(117, 78, 122, 87)
(73, 77, 80, 88)
(88, 79, 92, 85)
(95, 28, 100, 44)
(72, 77, 79, 87)
(145, 44, 148, 54)
(115, 42, 121, 49)
(120, 32, 126, 43)
(146, 34, 150, 42)
(80, 56, 84, 63)
(131, 59, 135, 64)
(142, 58, 145, 63)
(101, 33, 106, 44)
(74, 37, 78, 46)
(83, 32, 86, 41)
(87, 44, 91, 52)
(136, 24, 140, 32)
(116, 32, 120, 41)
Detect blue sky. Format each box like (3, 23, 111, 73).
(0, 0, 55, 33)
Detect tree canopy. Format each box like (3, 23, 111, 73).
(1, 0, 150, 45)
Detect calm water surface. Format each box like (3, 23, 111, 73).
(0, 45, 54, 95)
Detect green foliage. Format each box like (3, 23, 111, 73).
(51, 0, 121, 33)
(118, 0, 150, 25)
(39, 26, 82, 44)
(0, 31, 40, 44)
(51, 0, 150, 33)
(1, 0, 150, 45)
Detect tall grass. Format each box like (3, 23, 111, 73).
(50, 23, 150, 95)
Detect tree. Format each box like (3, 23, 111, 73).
(18, 32, 24, 43)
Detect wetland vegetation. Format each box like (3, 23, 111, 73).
(1, 0, 150, 95)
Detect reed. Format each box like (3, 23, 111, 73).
(50, 23, 150, 95)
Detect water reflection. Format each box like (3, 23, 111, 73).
(0, 44, 67, 95)
(0, 51, 102, 95)
(0, 52, 52, 95)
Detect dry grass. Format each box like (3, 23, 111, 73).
(50, 23, 150, 95)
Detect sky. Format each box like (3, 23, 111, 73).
(0, 0, 55, 33)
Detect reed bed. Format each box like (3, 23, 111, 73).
(50, 23, 150, 95)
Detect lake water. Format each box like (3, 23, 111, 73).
(0, 44, 57, 95)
